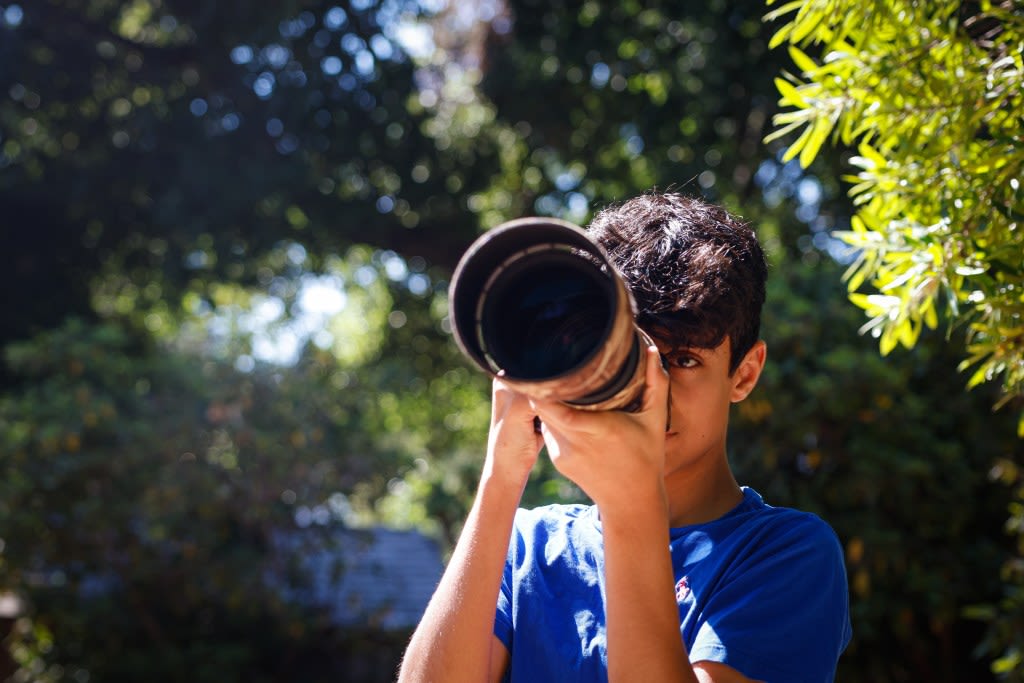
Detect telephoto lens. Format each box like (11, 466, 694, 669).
(448, 217, 654, 412)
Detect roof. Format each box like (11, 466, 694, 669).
(275, 526, 445, 631)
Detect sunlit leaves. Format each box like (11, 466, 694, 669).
(765, 0, 1024, 438)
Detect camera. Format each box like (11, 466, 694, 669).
(448, 217, 655, 412)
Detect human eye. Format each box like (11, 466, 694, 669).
(667, 353, 699, 369)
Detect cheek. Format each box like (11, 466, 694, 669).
(667, 378, 731, 431)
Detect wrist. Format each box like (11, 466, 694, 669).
(485, 437, 539, 483)
(481, 455, 533, 494)
(595, 476, 669, 530)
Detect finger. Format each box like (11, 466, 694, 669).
(528, 397, 584, 432)
(528, 396, 566, 421)
(641, 345, 670, 413)
(492, 376, 509, 400)
(492, 379, 540, 426)
(493, 375, 517, 393)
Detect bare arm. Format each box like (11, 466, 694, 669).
(601, 487, 696, 682)
(397, 380, 540, 683)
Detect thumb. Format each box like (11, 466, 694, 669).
(640, 345, 670, 416)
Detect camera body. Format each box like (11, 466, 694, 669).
(448, 217, 654, 412)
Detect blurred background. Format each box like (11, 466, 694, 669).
(0, 0, 1021, 681)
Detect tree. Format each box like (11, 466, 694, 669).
(0, 0, 498, 358)
(0, 318, 352, 681)
(0, 246, 489, 681)
(473, 0, 795, 222)
(764, 0, 1024, 435)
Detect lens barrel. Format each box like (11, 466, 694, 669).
(449, 217, 652, 411)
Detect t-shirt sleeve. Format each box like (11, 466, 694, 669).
(688, 515, 852, 683)
(493, 511, 522, 652)
(494, 551, 514, 650)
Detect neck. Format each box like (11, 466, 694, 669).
(663, 455, 743, 528)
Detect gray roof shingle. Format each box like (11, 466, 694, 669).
(273, 526, 444, 631)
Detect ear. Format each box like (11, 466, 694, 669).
(730, 340, 766, 403)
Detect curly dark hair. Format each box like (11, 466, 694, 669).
(587, 192, 767, 374)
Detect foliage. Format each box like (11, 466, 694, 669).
(967, 451, 1024, 680)
(764, 0, 1024, 436)
(0, 0, 497, 359)
(0, 318, 346, 680)
(0, 249, 487, 681)
(472, 0, 795, 223)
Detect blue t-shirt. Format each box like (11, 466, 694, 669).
(494, 487, 851, 682)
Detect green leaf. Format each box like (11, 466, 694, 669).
(764, 119, 808, 144)
(764, 0, 804, 22)
(769, 23, 795, 50)
(923, 299, 938, 329)
(788, 45, 818, 74)
(992, 648, 1022, 674)
(774, 77, 809, 107)
(842, 251, 869, 292)
(879, 325, 898, 356)
(789, 8, 825, 44)
(967, 361, 992, 389)
(962, 604, 997, 621)
(799, 114, 832, 168)
(781, 118, 814, 163)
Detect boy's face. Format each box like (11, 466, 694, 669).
(650, 334, 765, 475)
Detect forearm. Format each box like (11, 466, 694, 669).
(397, 467, 524, 683)
(601, 486, 699, 683)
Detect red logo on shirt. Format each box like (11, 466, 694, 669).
(675, 576, 690, 602)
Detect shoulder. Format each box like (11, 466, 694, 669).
(723, 494, 852, 642)
(731, 489, 844, 563)
(686, 493, 852, 679)
(698, 490, 849, 620)
(755, 507, 844, 567)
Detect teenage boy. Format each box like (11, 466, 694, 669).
(398, 192, 851, 682)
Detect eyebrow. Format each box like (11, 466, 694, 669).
(662, 347, 707, 362)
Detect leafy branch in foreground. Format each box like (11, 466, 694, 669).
(764, 0, 1024, 436)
